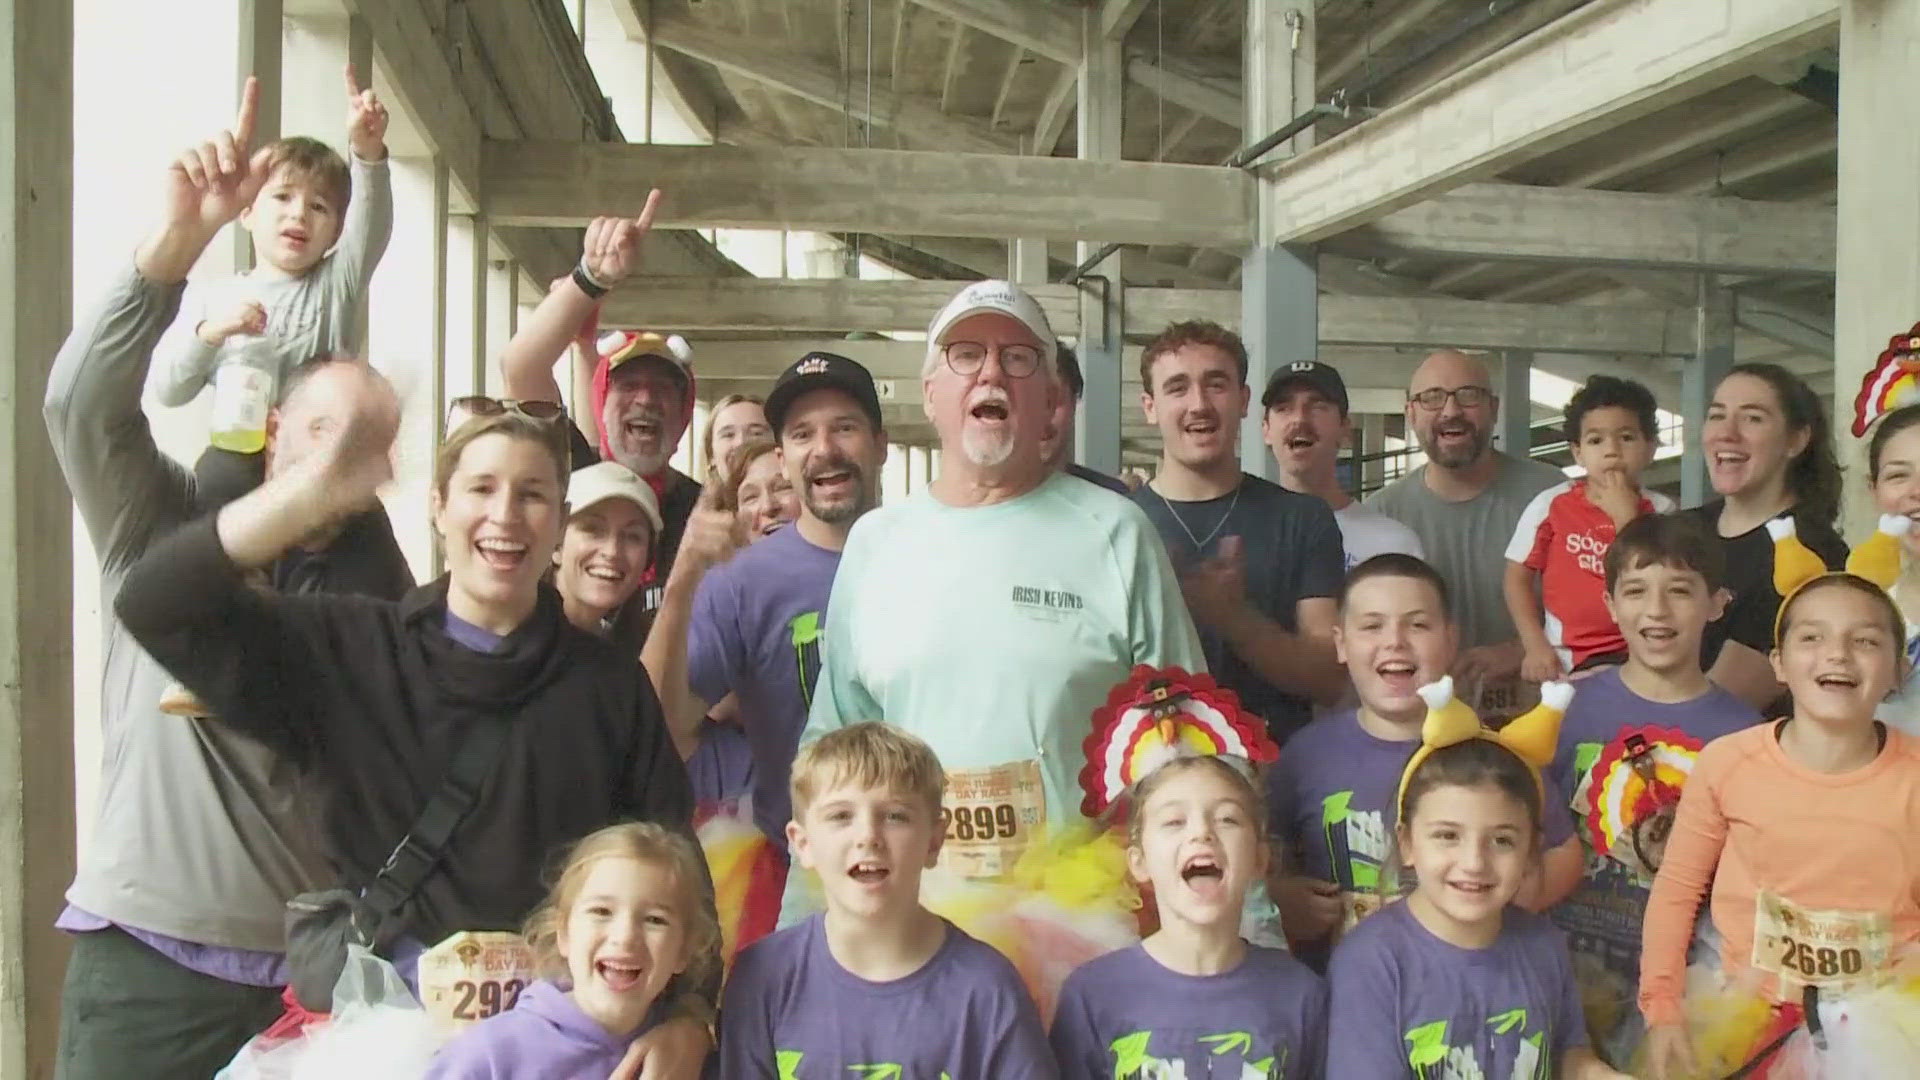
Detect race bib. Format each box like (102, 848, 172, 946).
(938, 760, 1046, 879)
(418, 931, 538, 1027)
(1468, 675, 1539, 728)
(1751, 890, 1891, 992)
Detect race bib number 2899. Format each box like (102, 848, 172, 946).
(938, 760, 1046, 880)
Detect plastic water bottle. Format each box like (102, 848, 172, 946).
(208, 335, 276, 454)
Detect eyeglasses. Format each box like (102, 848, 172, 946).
(447, 396, 567, 428)
(942, 341, 1043, 379)
(1408, 385, 1492, 411)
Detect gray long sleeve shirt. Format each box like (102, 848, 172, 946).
(45, 264, 407, 953)
(148, 152, 393, 407)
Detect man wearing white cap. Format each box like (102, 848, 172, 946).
(780, 280, 1205, 916)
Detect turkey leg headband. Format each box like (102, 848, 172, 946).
(1393, 675, 1573, 822)
(1768, 513, 1910, 645)
(1077, 666, 1278, 819)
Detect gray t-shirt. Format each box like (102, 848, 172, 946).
(717, 914, 1054, 1079)
(1327, 901, 1587, 1078)
(1050, 943, 1326, 1079)
(1365, 453, 1565, 650)
(1133, 475, 1345, 743)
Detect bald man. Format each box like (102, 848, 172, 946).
(1364, 350, 1564, 718)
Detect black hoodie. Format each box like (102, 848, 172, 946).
(117, 514, 696, 948)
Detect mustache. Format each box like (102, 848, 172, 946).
(618, 404, 667, 426)
(804, 454, 861, 482)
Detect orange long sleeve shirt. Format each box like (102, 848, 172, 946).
(1638, 722, 1920, 1027)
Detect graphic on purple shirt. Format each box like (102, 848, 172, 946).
(717, 914, 1054, 1079)
(1544, 668, 1759, 1047)
(687, 524, 837, 845)
(1327, 902, 1586, 1079)
(1269, 710, 1575, 967)
(425, 978, 668, 1080)
(1050, 943, 1325, 1079)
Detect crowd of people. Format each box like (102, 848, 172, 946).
(40, 79, 1920, 1080)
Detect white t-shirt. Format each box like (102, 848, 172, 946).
(1333, 501, 1426, 571)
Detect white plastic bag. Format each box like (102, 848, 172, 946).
(217, 945, 452, 1080)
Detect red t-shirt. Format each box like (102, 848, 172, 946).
(1504, 479, 1673, 667)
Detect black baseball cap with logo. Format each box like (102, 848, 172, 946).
(1261, 360, 1350, 416)
(763, 351, 886, 437)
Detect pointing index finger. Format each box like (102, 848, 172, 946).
(633, 188, 663, 233)
(233, 76, 260, 150)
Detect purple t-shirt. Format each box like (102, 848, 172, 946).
(1269, 710, 1575, 965)
(1545, 668, 1759, 996)
(687, 524, 838, 844)
(687, 718, 756, 812)
(1050, 943, 1325, 1079)
(425, 978, 665, 1079)
(1327, 901, 1586, 1078)
(717, 914, 1054, 1079)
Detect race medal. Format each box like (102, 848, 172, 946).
(1751, 890, 1891, 993)
(939, 760, 1046, 879)
(1584, 727, 1703, 878)
(418, 931, 538, 1027)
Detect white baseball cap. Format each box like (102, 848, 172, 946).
(568, 461, 663, 534)
(926, 280, 1058, 361)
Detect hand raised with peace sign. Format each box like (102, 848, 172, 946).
(580, 189, 664, 291)
(344, 64, 390, 162)
(164, 76, 275, 237)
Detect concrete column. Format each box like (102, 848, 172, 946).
(1835, 0, 1920, 537)
(1074, 6, 1124, 475)
(236, 0, 282, 270)
(1495, 350, 1532, 456)
(1, 0, 75, 1072)
(429, 158, 450, 575)
(1010, 239, 1047, 285)
(1683, 279, 1735, 508)
(470, 214, 489, 403)
(1360, 414, 1388, 494)
(1241, 0, 1317, 481)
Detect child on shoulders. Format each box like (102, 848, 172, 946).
(1505, 375, 1671, 682)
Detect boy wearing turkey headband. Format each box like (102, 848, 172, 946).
(498, 189, 703, 630)
(1543, 513, 1758, 1069)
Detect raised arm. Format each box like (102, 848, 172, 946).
(324, 64, 394, 297)
(114, 360, 399, 752)
(498, 191, 661, 411)
(641, 494, 742, 756)
(47, 79, 275, 571)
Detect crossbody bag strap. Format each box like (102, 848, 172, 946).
(358, 716, 517, 926)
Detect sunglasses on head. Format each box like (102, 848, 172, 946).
(447, 396, 567, 427)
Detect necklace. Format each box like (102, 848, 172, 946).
(1153, 480, 1241, 554)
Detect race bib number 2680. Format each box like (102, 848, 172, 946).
(1751, 890, 1890, 992)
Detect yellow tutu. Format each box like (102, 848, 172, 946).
(918, 823, 1142, 1025)
(1642, 953, 1920, 1079)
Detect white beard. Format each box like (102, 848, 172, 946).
(960, 425, 1015, 468)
